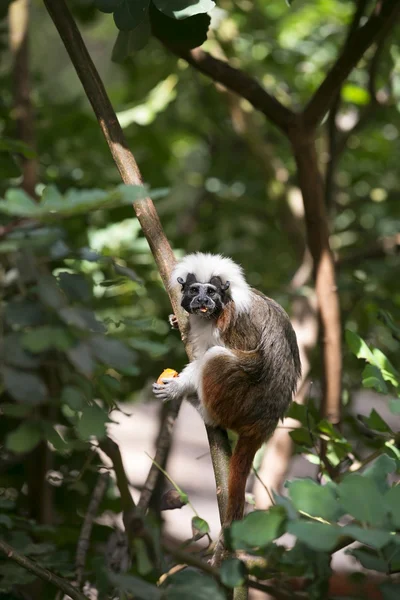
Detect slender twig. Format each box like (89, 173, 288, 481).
(76, 471, 109, 587)
(43, 0, 231, 527)
(304, 0, 400, 128)
(0, 540, 88, 600)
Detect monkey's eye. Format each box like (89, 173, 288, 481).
(207, 288, 215, 296)
(190, 287, 199, 295)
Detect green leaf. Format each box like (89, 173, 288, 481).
(153, 0, 215, 20)
(341, 83, 370, 106)
(76, 404, 108, 441)
(341, 525, 392, 549)
(108, 572, 161, 600)
(58, 272, 92, 302)
(345, 330, 375, 362)
(59, 307, 105, 333)
(0, 188, 40, 216)
(42, 423, 68, 452)
(22, 327, 73, 352)
(220, 557, 246, 588)
(287, 521, 341, 551)
(191, 516, 210, 539)
(230, 506, 286, 549)
(286, 401, 316, 427)
(362, 364, 388, 394)
(288, 479, 340, 521)
(166, 570, 225, 600)
(89, 335, 136, 370)
(94, 0, 122, 13)
(150, 4, 210, 49)
(114, 0, 149, 31)
(364, 454, 397, 493)
(0, 403, 33, 418)
(338, 474, 388, 526)
(61, 386, 86, 411)
(6, 422, 42, 453)
(2, 334, 41, 368)
(289, 426, 314, 447)
(37, 275, 67, 310)
(362, 408, 391, 432)
(112, 23, 151, 61)
(66, 342, 95, 378)
(350, 548, 388, 572)
(2, 366, 47, 405)
(385, 486, 400, 528)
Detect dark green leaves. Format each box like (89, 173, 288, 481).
(2, 366, 47, 405)
(220, 558, 246, 588)
(76, 404, 109, 441)
(165, 571, 225, 600)
(114, 0, 150, 31)
(338, 474, 387, 526)
(150, 7, 211, 49)
(6, 422, 42, 453)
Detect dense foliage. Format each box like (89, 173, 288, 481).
(0, 0, 400, 599)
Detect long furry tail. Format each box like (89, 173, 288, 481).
(225, 434, 264, 525)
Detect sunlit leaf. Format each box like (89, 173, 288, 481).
(288, 479, 341, 521)
(153, 0, 215, 20)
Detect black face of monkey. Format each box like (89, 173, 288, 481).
(178, 273, 230, 318)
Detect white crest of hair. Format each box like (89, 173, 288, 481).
(171, 252, 252, 314)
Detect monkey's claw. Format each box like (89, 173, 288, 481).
(168, 314, 179, 330)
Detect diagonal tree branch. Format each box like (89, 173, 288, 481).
(171, 46, 296, 134)
(43, 0, 231, 528)
(303, 0, 400, 129)
(0, 540, 88, 600)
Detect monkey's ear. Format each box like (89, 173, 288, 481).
(177, 277, 185, 287)
(222, 281, 231, 291)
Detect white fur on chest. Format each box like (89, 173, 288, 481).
(188, 316, 223, 358)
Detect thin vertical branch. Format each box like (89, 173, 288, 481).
(43, 0, 231, 527)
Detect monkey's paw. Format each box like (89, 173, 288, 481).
(168, 314, 179, 330)
(152, 378, 181, 402)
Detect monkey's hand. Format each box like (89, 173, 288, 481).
(168, 314, 179, 330)
(152, 377, 182, 402)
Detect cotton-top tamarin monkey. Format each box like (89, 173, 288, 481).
(153, 253, 301, 525)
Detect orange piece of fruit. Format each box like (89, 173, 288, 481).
(157, 368, 179, 384)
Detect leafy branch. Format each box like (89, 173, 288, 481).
(0, 540, 88, 600)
